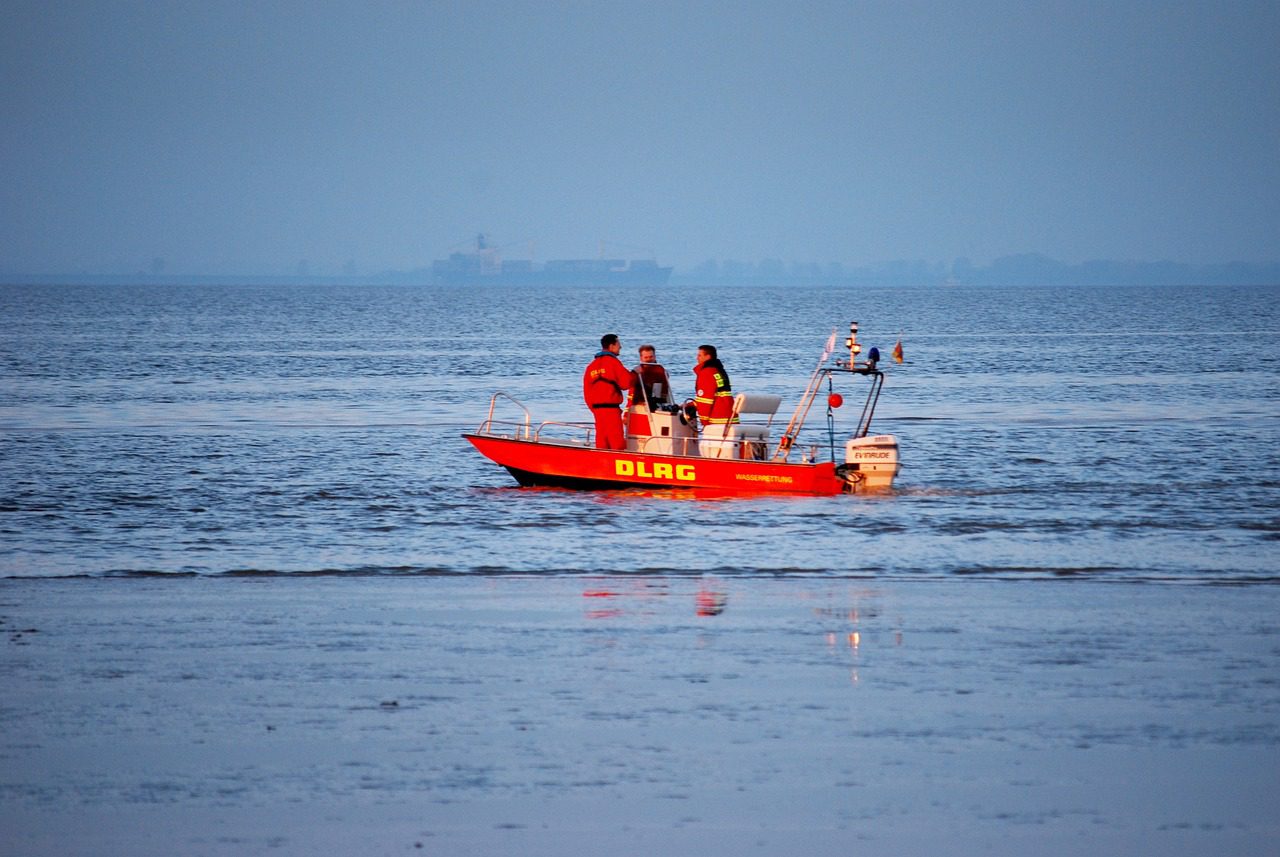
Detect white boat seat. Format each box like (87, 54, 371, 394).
(733, 393, 782, 418)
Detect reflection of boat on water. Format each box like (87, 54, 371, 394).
(433, 234, 672, 285)
(464, 322, 901, 495)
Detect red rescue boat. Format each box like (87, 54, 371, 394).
(464, 323, 901, 495)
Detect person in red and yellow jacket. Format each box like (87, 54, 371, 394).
(583, 333, 637, 450)
(693, 344, 738, 427)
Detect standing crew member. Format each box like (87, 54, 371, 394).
(693, 344, 736, 426)
(583, 333, 637, 450)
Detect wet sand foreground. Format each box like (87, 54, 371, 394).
(2, 575, 1278, 856)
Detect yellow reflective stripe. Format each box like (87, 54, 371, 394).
(713, 391, 732, 397)
(693, 395, 714, 404)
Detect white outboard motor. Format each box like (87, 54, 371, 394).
(840, 434, 900, 491)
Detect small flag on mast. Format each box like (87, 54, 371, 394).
(892, 338, 904, 364)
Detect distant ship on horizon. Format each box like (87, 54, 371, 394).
(431, 234, 673, 285)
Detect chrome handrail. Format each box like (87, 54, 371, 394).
(635, 435, 701, 456)
(533, 421, 594, 444)
(477, 419, 531, 439)
(483, 392, 532, 440)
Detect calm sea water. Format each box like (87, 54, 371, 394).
(1, 282, 1277, 581)
(4, 281, 1280, 856)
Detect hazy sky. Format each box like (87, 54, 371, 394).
(2, 0, 1278, 275)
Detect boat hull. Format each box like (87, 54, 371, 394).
(464, 433, 845, 495)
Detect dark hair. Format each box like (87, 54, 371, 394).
(601, 333, 619, 349)
(698, 344, 717, 359)
(638, 343, 655, 354)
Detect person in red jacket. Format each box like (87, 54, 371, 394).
(693, 344, 737, 457)
(583, 333, 637, 450)
(693, 344, 737, 427)
(626, 343, 673, 437)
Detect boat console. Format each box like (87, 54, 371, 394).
(626, 404, 698, 456)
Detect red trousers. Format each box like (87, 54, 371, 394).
(592, 406, 625, 450)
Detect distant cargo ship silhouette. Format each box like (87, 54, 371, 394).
(432, 234, 672, 285)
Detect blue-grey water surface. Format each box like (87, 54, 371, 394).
(1, 282, 1276, 581)
(3, 282, 1280, 857)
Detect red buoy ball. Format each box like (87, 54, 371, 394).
(828, 393, 844, 408)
